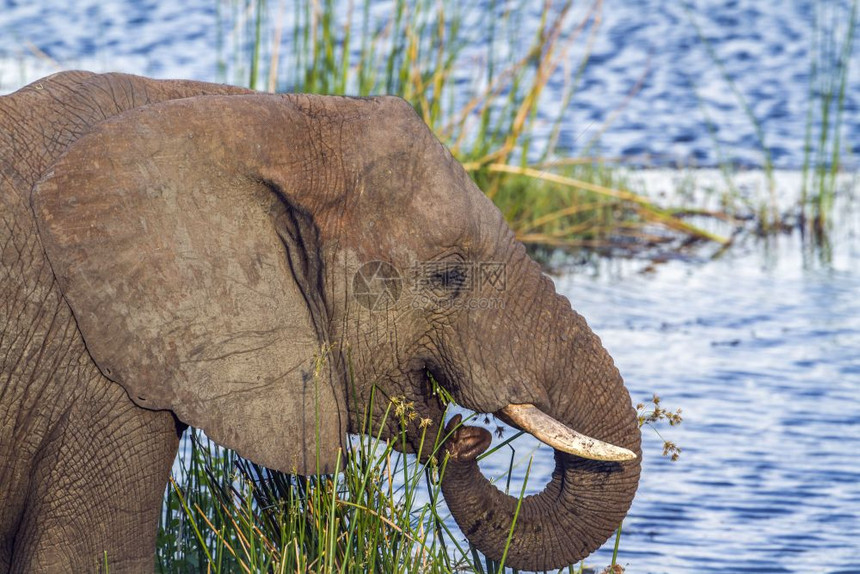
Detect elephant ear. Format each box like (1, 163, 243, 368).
(32, 95, 347, 474)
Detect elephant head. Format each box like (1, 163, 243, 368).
(32, 92, 640, 570)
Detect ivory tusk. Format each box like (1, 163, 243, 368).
(500, 403, 637, 462)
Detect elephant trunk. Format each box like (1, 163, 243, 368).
(441, 295, 641, 571)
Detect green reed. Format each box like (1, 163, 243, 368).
(800, 0, 857, 241)
(213, 0, 722, 253)
(158, 392, 540, 573)
(160, 398, 448, 573)
(159, 388, 684, 573)
(684, 0, 858, 242)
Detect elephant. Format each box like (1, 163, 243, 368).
(0, 71, 640, 572)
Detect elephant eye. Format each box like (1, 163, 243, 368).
(433, 264, 468, 292)
(415, 260, 471, 300)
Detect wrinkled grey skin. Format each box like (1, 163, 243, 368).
(0, 72, 640, 572)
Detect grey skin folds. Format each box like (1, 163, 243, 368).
(0, 71, 640, 572)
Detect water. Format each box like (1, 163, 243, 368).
(2, 2, 859, 572)
(1, 0, 858, 169)
(552, 183, 860, 571)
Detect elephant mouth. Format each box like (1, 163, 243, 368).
(417, 369, 635, 464)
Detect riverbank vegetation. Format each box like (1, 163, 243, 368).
(157, 0, 853, 572)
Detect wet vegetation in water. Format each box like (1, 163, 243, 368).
(156, 0, 856, 572)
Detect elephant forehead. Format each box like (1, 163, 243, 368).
(343, 157, 481, 261)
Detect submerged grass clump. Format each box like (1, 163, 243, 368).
(799, 0, 857, 241)
(682, 0, 858, 246)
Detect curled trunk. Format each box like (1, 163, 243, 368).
(441, 303, 642, 570)
(442, 439, 640, 570)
